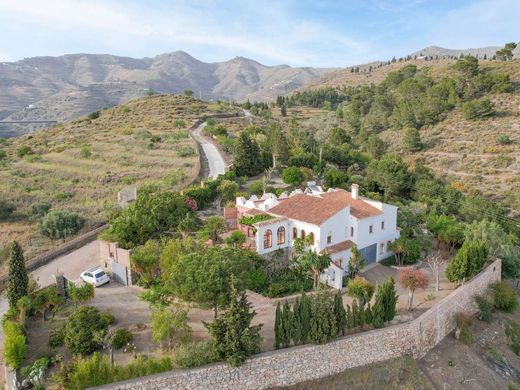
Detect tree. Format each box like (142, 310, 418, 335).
(217, 180, 239, 209)
(453, 55, 480, 77)
(281, 300, 291, 348)
(130, 239, 163, 286)
(199, 216, 227, 243)
(424, 252, 446, 292)
(280, 104, 287, 117)
(367, 154, 412, 199)
(371, 295, 385, 328)
(64, 306, 108, 355)
(403, 128, 422, 152)
(398, 269, 429, 310)
(68, 282, 95, 307)
(282, 166, 305, 187)
(293, 237, 331, 289)
(308, 291, 337, 344)
(348, 245, 365, 278)
(379, 277, 398, 322)
(426, 213, 464, 252)
(92, 328, 118, 365)
(462, 99, 495, 120)
(290, 298, 302, 345)
(299, 293, 311, 343)
(388, 237, 420, 266)
(274, 302, 282, 349)
(168, 247, 254, 317)
(0, 199, 16, 220)
(38, 211, 85, 239)
(7, 241, 29, 308)
(183, 89, 194, 97)
(234, 132, 263, 177)
(333, 290, 346, 336)
(495, 42, 518, 61)
(151, 304, 191, 350)
(3, 321, 26, 370)
(32, 285, 62, 321)
(16, 296, 31, 326)
(225, 231, 247, 248)
(347, 277, 374, 307)
(204, 282, 262, 367)
(445, 240, 488, 283)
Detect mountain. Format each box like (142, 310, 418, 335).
(0, 51, 331, 137)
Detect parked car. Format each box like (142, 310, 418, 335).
(80, 267, 110, 287)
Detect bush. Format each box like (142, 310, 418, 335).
(496, 134, 512, 145)
(39, 211, 85, 239)
(3, 320, 26, 369)
(491, 281, 518, 313)
(16, 145, 33, 157)
(87, 111, 100, 120)
(462, 99, 495, 120)
(0, 149, 6, 160)
(475, 295, 493, 322)
(455, 312, 473, 345)
(112, 328, 133, 349)
(64, 306, 108, 355)
(100, 312, 116, 327)
(174, 341, 218, 368)
(0, 199, 16, 220)
(28, 201, 51, 218)
(176, 146, 196, 157)
(505, 321, 520, 356)
(48, 328, 65, 347)
(80, 145, 91, 158)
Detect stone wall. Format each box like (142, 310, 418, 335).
(95, 260, 501, 390)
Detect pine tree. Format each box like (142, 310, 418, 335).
(274, 302, 282, 349)
(346, 304, 353, 330)
(299, 293, 311, 343)
(291, 298, 302, 345)
(333, 291, 346, 336)
(351, 300, 359, 328)
(7, 241, 28, 308)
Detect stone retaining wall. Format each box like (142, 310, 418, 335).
(96, 260, 501, 390)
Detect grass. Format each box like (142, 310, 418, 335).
(0, 95, 238, 264)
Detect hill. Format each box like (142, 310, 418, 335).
(0, 51, 330, 137)
(0, 95, 239, 263)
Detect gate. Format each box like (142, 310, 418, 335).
(360, 243, 377, 264)
(111, 262, 128, 285)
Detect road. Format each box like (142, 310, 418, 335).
(191, 121, 226, 179)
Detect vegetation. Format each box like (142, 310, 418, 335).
(38, 211, 85, 239)
(474, 295, 494, 322)
(398, 269, 429, 310)
(151, 304, 191, 349)
(6, 241, 29, 308)
(445, 240, 488, 283)
(64, 306, 109, 355)
(68, 282, 95, 306)
(505, 321, 520, 356)
(173, 341, 219, 368)
(490, 281, 518, 313)
(455, 312, 473, 345)
(461, 99, 495, 120)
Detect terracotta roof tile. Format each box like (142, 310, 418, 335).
(320, 240, 354, 255)
(320, 190, 383, 219)
(267, 194, 347, 225)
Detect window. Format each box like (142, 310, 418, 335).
(369, 225, 373, 234)
(301, 230, 306, 239)
(277, 227, 286, 245)
(263, 229, 272, 249)
(308, 232, 315, 244)
(350, 227, 354, 237)
(327, 235, 332, 244)
(293, 227, 297, 239)
(379, 242, 385, 254)
(381, 221, 385, 230)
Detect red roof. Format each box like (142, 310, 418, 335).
(320, 240, 354, 255)
(320, 190, 383, 219)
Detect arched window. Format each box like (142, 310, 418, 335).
(293, 227, 298, 239)
(263, 229, 272, 249)
(277, 227, 286, 245)
(308, 232, 315, 244)
(301, 230, 306, 240)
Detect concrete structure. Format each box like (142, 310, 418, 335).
(99, 241, 134, 286)
(235, 184, 400, 288)
(97, 260, 501, 390)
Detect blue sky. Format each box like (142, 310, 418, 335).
(0, 0, 518, 67)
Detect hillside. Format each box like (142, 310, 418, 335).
(0, 51, 330, 137)
(0, 95, 239, 263)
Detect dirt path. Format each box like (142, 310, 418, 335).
(191, 121, 226, 179)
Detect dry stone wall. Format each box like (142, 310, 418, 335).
(95, 260, 501, 390)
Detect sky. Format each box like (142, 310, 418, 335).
(0, 0, 518, 67)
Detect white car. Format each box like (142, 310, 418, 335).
(80, 267, 110, 287)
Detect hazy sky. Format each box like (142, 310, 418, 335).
(0, 0, 518, 67)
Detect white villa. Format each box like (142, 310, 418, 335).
(235, 183, 400, 289)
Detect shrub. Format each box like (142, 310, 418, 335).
(87, 111, 100, 120)
(455, 312, 473, 345)
(282, 166, 305, 186)
(16, 145, 33, 157)
(176, 146, 196, 157)
(462, 99, 495, 120)
(496, 134, 512, 145)
(475, 295, 494, 322)
(48, 328, 65, 347)
(39, 211, 85, 239)
(0, 149, 6, 160)
(80, 145, 91, 158)
(28, 201, 51, 218)
(64, 306, 108, 355)
(174, 341, 218, 368)
(491, 281, 518, 313)
(0, 199, 16, 220)
(100, 312, 116, 327)
(112, 328, 133, 349)
(3, 320, 26, 369)
(505, 321, 520, 356)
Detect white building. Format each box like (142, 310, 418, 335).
(236, 183, 400, 289)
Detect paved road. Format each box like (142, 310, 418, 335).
(192, 121, 226, 179)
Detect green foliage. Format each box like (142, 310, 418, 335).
(371, 296, 385, 328)
(0, 199, 16, 220)
(388, 236, 420, 266)
(496, 134, 512, 145)
(293, 237, 332, 289)
(174, 341, 218, 368)
(28, 201, 51, 218)
(491, 281, 518, 313)
(347, 277, 374, 307)
(80, 145, 91, 158)
(48, 328, 65, 347)
(176, 145, 196, 157)
(64, 306, 108, 355)
(234, 132, 265, 177)
(204, 284, 262, 367)
(0, 149, 6, 160)
(6, 241, 29, 308)
(198, 215, 227, 243)
(308, 291, 337, 344)
(112, 328, 133, 349)
(239, 214, 273, 227)
(495, 42, 517, 61)
(225, 231, 246, 248)
(3, 320, 26, 369)
(323, 168, 348, 188)
(59, 352, 172, 389)
(474, 295, 493, 322)
(282, 166, 305, 186)
(130, 239, 163, 286)
(39, 210, 85, 239)
(367, 154, 412, 199)
(455, 312, 473, 345)
(403, 128, 422, 152)
(333, 291, 347, 336)
(100, 312, 116, 327)
(151, 304, 191, 349)
(68, 282, 95, 306)
(87, 111, 100, 120)
(505, 321, 520, 356)
(445, 240, 488, 282)
(16, 145, 33, 157)
(373, 277, 398, 326)
(274, 302, 282, 349)
(462, 99, 495, 120)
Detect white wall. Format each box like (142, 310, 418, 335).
(318, 207, 350, 251)
(255, 219, 291, 255)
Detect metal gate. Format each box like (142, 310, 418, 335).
(360, 243, 377, 264)
(111, 262, 128, 285)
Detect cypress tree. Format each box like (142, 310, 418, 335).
(299, 293, 311, 343)
(7, 241, 28, 308)
(351, 300, 359, 328)
(234, 132, 263, 177)
(382, 277, 398, 323)
(282, 300, 291, 347)
(359, 302, 365, 329)
(364, 303, 373, 325)
(291, 298, 302, 345)
(333, 291, 346, 336)
(274, 302, 282, 349)
(372, 295, 385, 329)
(346, 304, 353, 330)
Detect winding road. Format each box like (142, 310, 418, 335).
(191, 121, 226, 179)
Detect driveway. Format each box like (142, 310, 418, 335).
(191, 122, 226, 179)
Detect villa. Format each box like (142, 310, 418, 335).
(235, 183, 400, 289)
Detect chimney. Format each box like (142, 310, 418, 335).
(351, 183, 359, 199)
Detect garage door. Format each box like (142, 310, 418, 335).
(360, 244, 377, 265)
(111, 262, 128, 285)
